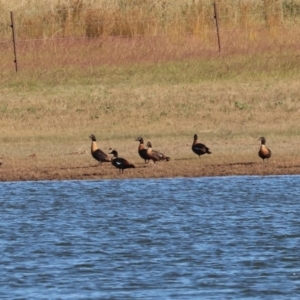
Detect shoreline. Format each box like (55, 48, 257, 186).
(1, 158, 300, 182)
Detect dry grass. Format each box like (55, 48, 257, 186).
(1, 1, 300, 75)
(1, 0, 300, 41)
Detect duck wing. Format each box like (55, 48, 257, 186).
(192, 143, 211, 155)
(152, 149, 170, 161)
(93, 148, 111, 162)
(113, 157, 135, 169)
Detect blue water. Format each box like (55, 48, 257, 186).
(1, 176, 300, 299)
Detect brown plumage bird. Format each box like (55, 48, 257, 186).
(258, 137, 271, 162)
(89, 134, 111, 164)
(109, 150, 135, 173)
(135, 137, 149, 163)
(146, 141, 170, 163)
(192, 134, 212, 157)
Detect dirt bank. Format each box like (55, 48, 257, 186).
(1, 156, 299, 182)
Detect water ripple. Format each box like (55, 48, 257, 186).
(0, 176, 300, 299)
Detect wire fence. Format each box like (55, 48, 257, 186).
(1, 1, 300, 72)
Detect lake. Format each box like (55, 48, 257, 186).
(1, 176, 300, 299)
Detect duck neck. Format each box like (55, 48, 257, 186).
(91, 141, 98, 152)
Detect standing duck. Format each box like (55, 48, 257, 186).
(109, 150, 135, 173)
(135, 137, 149, 163)
(258, 137, 271, 162)
(146, 141, 170, 162)
(89, 134, 111, 164)
(192, 134, 212, 157)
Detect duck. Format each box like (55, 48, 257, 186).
(135, 137, 149, 163)
(109, 150, 135, 173)
(146, 141, 170, 162)
(258, 137, 271, 162)
(89, 134, 111, 164)
(192, 134, 212, 157)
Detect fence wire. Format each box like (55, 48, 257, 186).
(1, 2, 300, 72)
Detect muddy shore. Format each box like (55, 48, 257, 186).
(1, 156, 299, 182)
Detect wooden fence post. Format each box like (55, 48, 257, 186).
(10, 11, 18, 72)
(213, 3, 221, 52)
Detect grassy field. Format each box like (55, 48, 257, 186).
(1, 50, 300, 166)
(0, 1, 300, 178)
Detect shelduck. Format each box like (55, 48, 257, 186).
(192, 134, 212, 157)
(109, 150, 135, 173)
(89, 134, 111, 164)
(135, 137, 149, 163)
(258, 137, 271, 162)
(146, 141, 170, 162)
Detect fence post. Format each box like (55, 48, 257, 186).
(213, 3, 221, 52)
(10, 11, 18, 72)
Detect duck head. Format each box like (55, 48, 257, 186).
(258, 137, 266, 145)
(89, 134, 97, 141)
